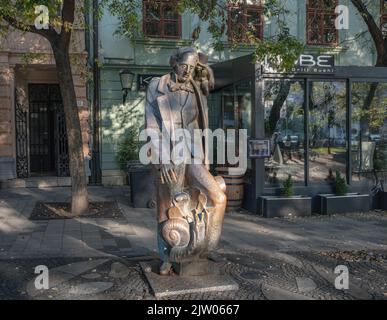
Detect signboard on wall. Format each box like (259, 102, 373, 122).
(137, 74, 162, 91)
(263, 54, 335, 75)
(248, 139, 271, 158)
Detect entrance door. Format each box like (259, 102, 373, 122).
(28, 84, 69, 177)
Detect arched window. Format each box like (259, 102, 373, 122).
(306, 0, 338, 46)
(143, 0, 181, 39)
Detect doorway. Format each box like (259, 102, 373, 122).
(27, 84, 70, 177)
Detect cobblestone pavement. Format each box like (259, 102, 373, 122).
(1, 186, 387, 300)
(1, 250, 387, 300)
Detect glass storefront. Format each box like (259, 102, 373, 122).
(211, 55, 387, 212)
(210, 80, 252, 136)
(308, 81, 347, 183)
(262, 79, 386, 188)
(264, 80, 305, 186)
(208, 79, 253, 178)
(351, 82, 387, 183)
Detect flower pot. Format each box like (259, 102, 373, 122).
(379, 191, 387, 210)
(317, 193, 370, 215)
(259, 196, 312, 218)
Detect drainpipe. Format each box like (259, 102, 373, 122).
(90, 0, 102, 184)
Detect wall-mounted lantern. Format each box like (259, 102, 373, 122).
(119, 69, 135, 104)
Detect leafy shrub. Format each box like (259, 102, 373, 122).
(282, 174, 294, 197)
(335, 171, 348, 196)
(116, 126, 139, 171)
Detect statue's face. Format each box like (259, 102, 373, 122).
(176, 63, 196, 83)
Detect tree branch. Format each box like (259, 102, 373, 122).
(59, 0, 75, 50)
(2, 15, 57, 43)
(351, 0, 384, 55)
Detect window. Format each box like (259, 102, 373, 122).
(143, 1, 181, 39)
(382, 0, 387, 36)
(264, 80, 306, 186)
(306, 0, 338, 46)
(228, 0, 263, 42)
(351, 82, 387, 183)
(309, 81, 347, 183)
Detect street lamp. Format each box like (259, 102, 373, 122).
(119, 69, 135, 104)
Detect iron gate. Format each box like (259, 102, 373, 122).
(15, 96, 28, 178)
(15, 84, 70, 178)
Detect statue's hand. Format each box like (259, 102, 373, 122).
(160, 164, 178, 185)
(197, 62, 214, 90)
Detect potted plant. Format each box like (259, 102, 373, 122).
(117, 125, 141, 175)
(117, 126, 156, 208)
(318, 171, 370, 215)
(260, 175, 312, 218)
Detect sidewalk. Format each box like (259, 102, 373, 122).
(0, 186, 157, 260)
(1, 186, 387, 300)
(1, 186, 387, 260)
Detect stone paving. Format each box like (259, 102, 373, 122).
(0, 187, 155, 259)
(1, 186, 387, 300)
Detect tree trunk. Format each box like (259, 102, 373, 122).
(268, 81, 291, 135)
(53, 45, 89, 215)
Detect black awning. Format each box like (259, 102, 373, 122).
(210, 54, 256, 91)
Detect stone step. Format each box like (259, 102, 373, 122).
(0, 177, 71, 189)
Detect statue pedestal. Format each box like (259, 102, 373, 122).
(140, 260, 239, 298)
(172, 259, 219, 276)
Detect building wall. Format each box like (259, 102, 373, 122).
(0, 25, 90, 181)
(98, 0, 382, 184)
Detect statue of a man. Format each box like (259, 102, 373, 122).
(145, 47, 227, 275)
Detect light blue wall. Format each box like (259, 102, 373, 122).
(99, 0, 380, 66)
(98, 0, 382, 172)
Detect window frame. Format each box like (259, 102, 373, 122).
(306, 0, 339, 47)
(381, 0, 387, 36)
(227, 1, 264, 43)
(142, 0, 182, 39)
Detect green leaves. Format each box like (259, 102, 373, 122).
(0, 0, 305, 73)
(335, 171, 348, 196)
(100, 0, 304, 70)
(102, 0, 142, 39)
(116, 125, 140, 171)
(0, 0, 63, 29)
(254, 36, 304, 72)
(283, 174, 294, 197)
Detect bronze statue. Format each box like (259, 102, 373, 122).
(145, 47, 227, 275)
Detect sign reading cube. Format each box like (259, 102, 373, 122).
(263, 54, 335, 75)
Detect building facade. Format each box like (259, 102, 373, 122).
(95, 0, 387, 186)
(0, 14, 90, 186)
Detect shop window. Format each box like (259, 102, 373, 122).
(309, 81, 347, 183)
(382, 0, 387, 36)
(351, 82, 387, 183)
(228, 0, 263, 42)
(143, 0, 181, 39)
(306, 0, 338, 46)
(208, 80, 253, 173)
(264, 80, 305, 186)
